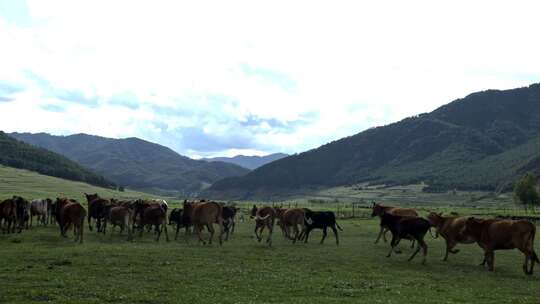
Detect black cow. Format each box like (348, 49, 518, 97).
(222, 206, 238, 241)
(13, 196, 29, 231)
(300, 209, 343, 246)
(381, 213, 432, 264)
(168, 208, 188, 240)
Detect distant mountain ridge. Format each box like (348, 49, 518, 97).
(9, 133, 249, 195)
(203, 153, 288, 170)
(0, 131, 114, 188)
(206, 83, 540, 199)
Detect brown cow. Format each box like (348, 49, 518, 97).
(371, 202, 418, 244)
(55, 198, 86, 243)
(133, 200, 169, 242)
(0, 198, 18, 233)
(427, 212, 476, 261)
(464, 217, 540, 275)
(183, 201, 223, 245)
(275, 208, 305, 243)
(84, 193, 110, 232)
(251, 205, 276, 247)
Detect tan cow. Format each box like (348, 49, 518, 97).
(427, 212, 476, 261)
(275, 208, 305, 243)
(55, 198, 86, 243)
(464, 217, 539, 275)
(183, 201, 223, 246)
(371, 202, 418, 244)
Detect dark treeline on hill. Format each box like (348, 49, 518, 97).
(207, 83, 540, 199)
(9, 132, 250, 196)
(0, 131, 115, 188)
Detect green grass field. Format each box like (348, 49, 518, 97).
(1, 166, 540, 303)
(0, 218, 539, 304)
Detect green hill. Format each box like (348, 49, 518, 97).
(0, 165, 156, 203)
(0, 131, 115, 188)
(9, 133, 250, 196)
(206, 83, 540, 199)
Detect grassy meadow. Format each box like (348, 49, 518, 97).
(1, 216, 539, 304)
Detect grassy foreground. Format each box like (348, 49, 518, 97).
(0, 217, 538, 304)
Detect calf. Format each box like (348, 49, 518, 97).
(222, 206, 238, 241)
(84, 193, 109, 232)
(427, 212, 475, 261)
(102, 204, 134, 241)
(381, 213, 431, 264)
(301, 209, 343, 246)
(251, 205, 276, 247)
(169, 208, 187, 240)
(464, 217, 539, 275)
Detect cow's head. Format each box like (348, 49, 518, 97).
(84, 193, 99, 203)
(371, 202, 384, 217)
(427, 212, 443, 227)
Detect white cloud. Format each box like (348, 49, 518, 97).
(1, 0, 540, 157)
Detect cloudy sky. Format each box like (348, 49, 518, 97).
(1, 1, 540, 158)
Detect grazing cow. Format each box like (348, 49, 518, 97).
(381, 213, 431, 264)
(275, 208, 305, 243)
(169, 208, 189, 240)
(301, 209, 343, 245)
(222, 206, 238, 241)
(183, 201, 223, 245)
(133, 201, 169, 242)
(30, 198, 51, 227)
(102, 204, 134, 241)
(464, 217, 539, 275)
(427, 212, 476, 261)
(0, 198, 18, 233)
(84, 193, 110, 232)
(13, 196, 29, 231)
(250, 205, 276, 247)
(55, 198, 86, 243)
(371, 202, 418, 245)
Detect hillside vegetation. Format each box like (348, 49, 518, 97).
(0, 132, 114, 189)
(0, 165, 158, 203)
(207, 83, 540, 199)
(9, 133, 249, 196)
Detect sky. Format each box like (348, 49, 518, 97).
(1, 1, 540, 159)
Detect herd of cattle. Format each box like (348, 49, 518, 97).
(0, 195, 539, 275)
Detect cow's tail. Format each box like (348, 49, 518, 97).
(80, 208, 86, 244)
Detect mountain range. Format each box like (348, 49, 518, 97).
(202, 153, 288, 170)
(205, 83, 540, 199)
(9, 133, 249, 196)
(0, 131, 114, 188)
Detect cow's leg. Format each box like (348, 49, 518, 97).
(375, 226, 385, 244)
(444, 239, 455, 261)
(88, 215, 93, 231)
(196, 224, 206, 245)
(163, 219, 169, 242)
(410, 239, 415, 249)
(304, 227, 313, 243)
(331, 225, 339, 246)
(408, 242, 421, 261)
(30, 213, 33, 228)
(207, 224, 215, 245)
(387, 235, 399, 257)
(320, 227, 328, 244)
(266, 222, 273, 247)
(382, 228, 389, 242)
(292, 224, 299, 244)
(421, 239, 428, 265)
(487, 251, 495, 272)
(175, 223, 181, 240)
